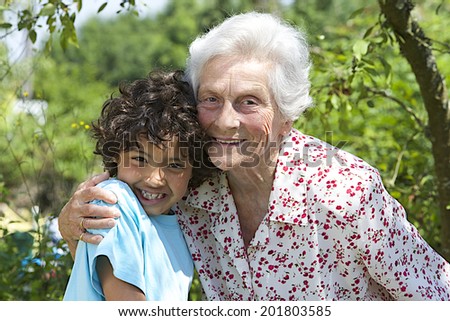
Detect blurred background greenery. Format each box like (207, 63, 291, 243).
(0, 0, 449, 300)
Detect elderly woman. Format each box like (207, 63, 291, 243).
(58, 12, 450, 300)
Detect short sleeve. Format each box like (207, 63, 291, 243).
(86, 179, 147, 297)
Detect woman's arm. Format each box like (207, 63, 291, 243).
(58, 172, 120, 257)
(357, 174, 450, 299)
(96, 255, 146, 301)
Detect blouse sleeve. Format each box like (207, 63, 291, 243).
(356, 173, 450, 300)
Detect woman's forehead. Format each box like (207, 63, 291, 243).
(199, 57, 271, 91)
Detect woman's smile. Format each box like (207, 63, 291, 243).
(197, 57, 291, 171)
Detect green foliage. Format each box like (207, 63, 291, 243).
(0, 0, 142, 51)
(1, 0, 448, 300)
(67, 14, 164, 86)
(188, 270, 203, 301)
(0, 212, 72, 300)
(294, 0, 449, 252)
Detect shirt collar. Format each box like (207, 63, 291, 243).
(185, 171, 230, 214)
(266, 130, 308, 226)
(185, 129, 308, 226)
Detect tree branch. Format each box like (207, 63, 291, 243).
(378, 0, 450, 259)
(366, 87, 426, 131)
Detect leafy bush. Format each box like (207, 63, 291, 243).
(0, 211, 72, 300)
(0, 0, 448, 301)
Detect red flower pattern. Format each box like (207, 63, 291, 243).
(175, 129, 450, 300)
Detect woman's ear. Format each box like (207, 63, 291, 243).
(281, 120, 293, 136)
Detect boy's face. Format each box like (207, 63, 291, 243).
(117, 136, 192, 215)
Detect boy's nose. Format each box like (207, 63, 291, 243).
(144, 167, 165, 186)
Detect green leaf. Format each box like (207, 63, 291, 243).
(44, 36, 53, 53)
(363, 25, 376, 39)
(352, 39, 369, 61)
(29, 29, 37, 43)
(349, 7, 365, 20)
(391, 191, 401, 199)
(378, 57, 393, 85)
(364, 66, 379, 77)
(330, 94, 340, 109)
(0, 22, 12, 29)
(17, 20, 27, 30)
(97, 2, 108, 13)
(39, 3, 55, 16)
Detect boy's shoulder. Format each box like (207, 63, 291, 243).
(92, 178, 137, 209)
(92, 178, 148, 224)
(97, 177, 130, 190)
(96, 178, 132, 197)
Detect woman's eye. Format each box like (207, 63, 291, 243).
(242, 98, 258, 106)
(199, 96, 220, 106)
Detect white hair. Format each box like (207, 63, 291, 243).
(185, 12, 313, 121)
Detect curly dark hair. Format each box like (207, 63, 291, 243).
(91, 70, 216, 189)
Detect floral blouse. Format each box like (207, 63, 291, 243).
(175, 129, 450, 300)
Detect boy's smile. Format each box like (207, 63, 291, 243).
(117, 136, 192, 215)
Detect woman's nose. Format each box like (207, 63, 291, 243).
(214, 100, 240, 129)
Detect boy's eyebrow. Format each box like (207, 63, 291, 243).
(129, 145, 143, 151)
(128, 147, 148, 156)
(168, 156, 187, 163)
(129, 146, 188, 163)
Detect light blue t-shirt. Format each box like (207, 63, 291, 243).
(63, 179, 193, 301)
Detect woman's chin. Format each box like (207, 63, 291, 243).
(209, 155, 262, 172)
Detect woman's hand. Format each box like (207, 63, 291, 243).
(58, 172, 120, 257)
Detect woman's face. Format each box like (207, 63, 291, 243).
(196, 56, 291, 171)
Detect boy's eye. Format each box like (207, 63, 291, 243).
(168, 162, 185, 169)
(132, 156, 147, 163)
